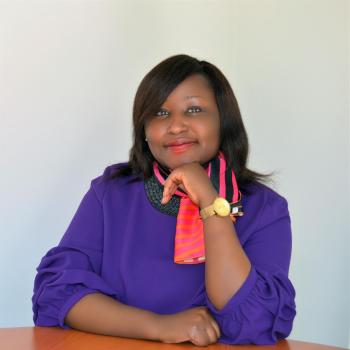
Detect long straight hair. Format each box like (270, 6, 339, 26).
(108, 54, 274, 189)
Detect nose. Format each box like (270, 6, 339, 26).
(167, 112, 189, 134)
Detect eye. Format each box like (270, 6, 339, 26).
(187, 106, 202, 114)
(155, 109, 169, 117)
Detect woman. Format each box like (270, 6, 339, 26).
(32, 54, 296, 346)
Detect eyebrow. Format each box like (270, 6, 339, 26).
(184, 95, 203, 100)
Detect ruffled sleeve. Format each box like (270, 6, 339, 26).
(32, 177, 120, 329)
(204, 194, 296, 345)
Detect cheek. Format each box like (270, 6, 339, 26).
(145, 120, 167, 138)
(145, 121, 165, 141)
(145, 125, 166, 159)
(202, 118, 220, 144)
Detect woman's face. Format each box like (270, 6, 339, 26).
(144, 74, 220, 171)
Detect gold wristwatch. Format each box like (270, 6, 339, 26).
(200, 197, 231, 220)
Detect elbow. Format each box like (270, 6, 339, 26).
(33, 311, 59, 328)
(219, 316, 296, 345)
(218, 300, 296, 345)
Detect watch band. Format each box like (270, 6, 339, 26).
(200, 205, 216, 220)
(200, 196, 244, 221)
(200, 197, 231, 220)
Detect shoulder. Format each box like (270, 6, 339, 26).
(242, 181, 288, 206)
(240, 181, 290, 230)
(90, 162, 140, 203)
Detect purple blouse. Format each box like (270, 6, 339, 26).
(32, 163, 296, 345)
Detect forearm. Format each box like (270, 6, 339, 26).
(65, 292, 160, 341)
(200, 193, 251, 311)
(204, 216, 251, 309)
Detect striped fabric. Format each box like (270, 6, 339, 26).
(153, 150, 243, 264)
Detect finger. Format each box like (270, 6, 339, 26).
(161, 194, 172, 205)
(168, 183, 177, 195)
(161, 186, 176, 204)
(210, 319, 221, 339)
(202, 308, 220, 339)
(166, 171, 189, 195)
(162, 186, 170, 198)
(162, 178, 181, 203)
(163, 178, 177, 196)
(167, 173, 183, 189)
(205, 324, 219, 344)
(189, 326, 209, 347)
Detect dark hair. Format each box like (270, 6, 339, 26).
(108, 54, 275, 189)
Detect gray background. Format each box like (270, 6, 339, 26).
(0, 0, 349, 348)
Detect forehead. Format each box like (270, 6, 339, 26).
(164, 74, 214, 102)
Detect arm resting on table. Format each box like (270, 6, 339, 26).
(65, 292, 160, 341)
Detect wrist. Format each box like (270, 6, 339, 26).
(199, 190, 218, 209)
(151, 313, 177, 343)
(149, 313, 166, 342)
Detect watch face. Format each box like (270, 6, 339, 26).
(213, 197, 231, 216)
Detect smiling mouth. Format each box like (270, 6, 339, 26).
(166, 142, 197, 154)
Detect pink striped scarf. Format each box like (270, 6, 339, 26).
(153, 150, 243, 264)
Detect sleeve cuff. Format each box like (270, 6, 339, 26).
(205, 265, 258, 317)
(58, 288, 101, 329)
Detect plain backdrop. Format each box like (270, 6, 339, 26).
(0, 0, 349, 348)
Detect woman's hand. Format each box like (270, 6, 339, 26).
(155, 306, 221, 346)
(161, 162, 218, 208)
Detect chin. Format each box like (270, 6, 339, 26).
(170, 158, 202, 170)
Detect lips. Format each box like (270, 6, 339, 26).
(165, 139, 197, 147)
(165, 140, 197, 154)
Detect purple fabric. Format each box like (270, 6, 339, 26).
(32, 163, 296, 344)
